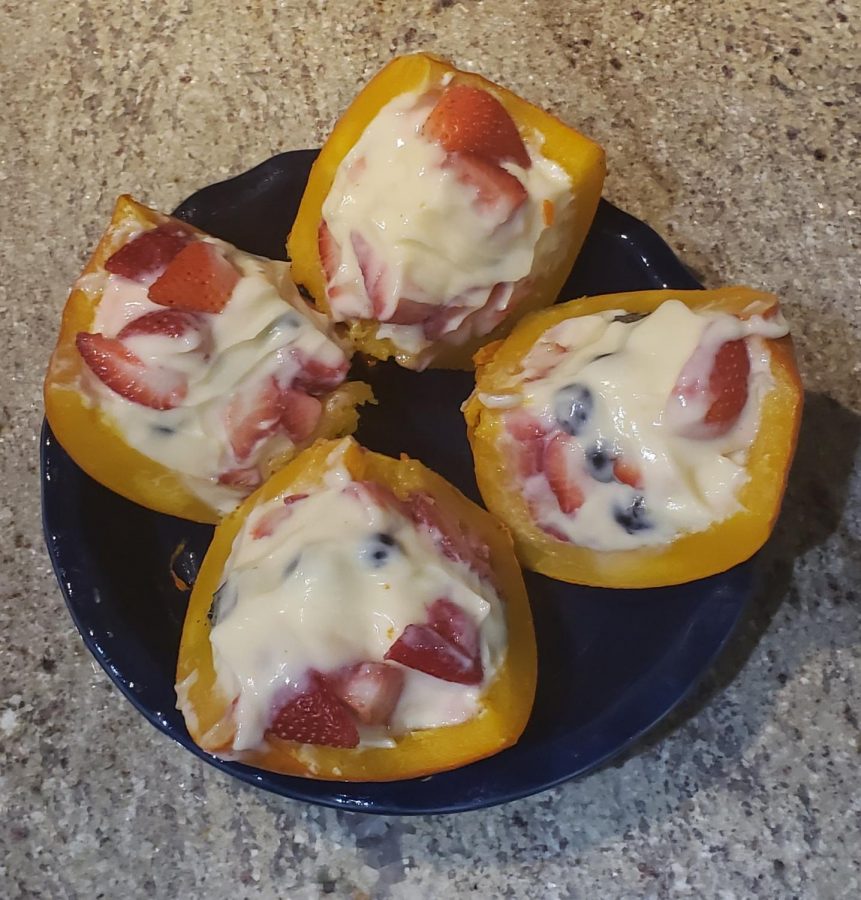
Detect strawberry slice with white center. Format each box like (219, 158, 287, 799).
(325, 662, 405, 726)
(672, 338, 751, 438)
(385, 599, 483, 686)
(76, 331, 187, 410)
(249, 493, 309, 539)
(117, 309, 212, 358)
(268, 674, 359, 748)
(291, 354, 349, 396)
(279, 388, 322, 443)
(148, 241, 240, 314)
(505, 410, 548, 477)
(318, 220, 344, 300)
(404, 492, 494, 583)
(443, 153, 527, 221)
(543, 433, 585, 515)
(612, 457, 643, 489)
(422, 84, 531, 169)
(224, 376, 285, 462)
(350, 230, 391, 318)
(225, 378, 321, 462)
(104, 224, 192, 283)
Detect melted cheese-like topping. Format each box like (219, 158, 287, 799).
(504, 300, 790, 551)
(321, 88, 573, 358)
(84, 235, 347, 513)
(210, 461, 507, 751)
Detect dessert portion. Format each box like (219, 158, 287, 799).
(289, 52, 605, 371)
(44, 196, 372, 522)
(175, 437, 536, 781)
(464, 287, 803, 587)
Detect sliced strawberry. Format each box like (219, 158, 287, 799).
(224, 376, 284, 462)
(249, 493, 309, 539)
(280, 388, 322, 442)
(444, 153, 527, 220)
(385, 623, 482, 685)
(423, 84, 531, 169)
(218, 467, 261, 490)
(326, 662, 404, 726)
(350, 231, 390, 317)
(613, 457, 643, 489)
(291, 355, 349, 396)
(104, 224, 192, 283)
(269, 675, 359, 748)
(148, 241, 240, 314)
(76, 331, 187, 410)
(404, 492, 493, 582)
(704, 340, 750, 433)
(386, 298, 434, 326)
(672, 338, 751, 438)
(428, 598, 480, 661)
(543, 433, 585, 515)
(118, 309, 204, 341)
(422, 303, 472, 341)
(505, 410, 547, 477)
(318, 220, 343, 296)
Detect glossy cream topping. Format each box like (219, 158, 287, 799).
(82, 231, 348, 513)
(209, 459, 507, 752)
(321, 87, 573, 358)
(498, 300, 790, 551)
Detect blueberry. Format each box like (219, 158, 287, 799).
(553, 383, 593, 436)
(283, 555, 300, 578)
(209, 581, 238, 626)
(613, 496, 652, 534)
(152, 424, 176, 436)
(361, 532, 399, 568)
(585, 441, 617, 483)
(613, 312, 649, 324)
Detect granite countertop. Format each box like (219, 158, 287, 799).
(2, 1, 859, 897)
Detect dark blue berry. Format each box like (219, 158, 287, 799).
(361, 532, 399, 568)
(153, 424, 176, 436)
(585, 441, 617, 483)
(553, 383, 593, 436)
(209, 581, 237, 625)
(613, 312, 649, 324)
(613, 496, 652, 534)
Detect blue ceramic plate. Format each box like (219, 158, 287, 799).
(41, 151, 753, 815)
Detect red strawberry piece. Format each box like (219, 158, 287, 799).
(505, 411, 547, 477)
(280, 388, 322, 442)
(249, 493, 309, 539)
(422, 303, 472, 341)
(269, 675, 359, 748)
(543, 433, 585, 515)
(423, 84, 531, 169)
(613, 457, 643, 489)
(148, 241, 240, 314)
(350, 231, 390, 317)
(76, 331, 187, 410)
(326, 662, 404, 726)
(704, 340, 750, 433)
(104, 224, 192, 283)
(385, 622, 482, 685)
(444, 153, 527, 220)
(673, 338, 751, 438)
(404, 492, 493, 581)
(428, 597, 480, 661)
(117, 309, 212, 358)
(217, 466, 262, 490)
(318, 220, 343, 298)
(386, 298, 434, 326)
(224, 376, 285, 462)
(292, 355, 349, 396)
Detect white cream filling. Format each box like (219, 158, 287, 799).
(500, 300, 790, 551)
(209, 474, 507, 751)
(81, 230, 348, 514)
(321, 87, 573, 356)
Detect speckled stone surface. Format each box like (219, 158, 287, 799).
(2, 1, 859, 897)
